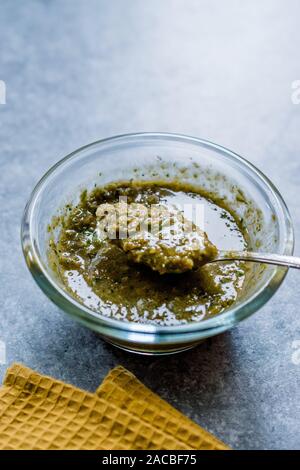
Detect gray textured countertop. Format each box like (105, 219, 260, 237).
(0, 0, 299, 450)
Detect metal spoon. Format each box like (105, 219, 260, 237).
(208, 251, 300, 269)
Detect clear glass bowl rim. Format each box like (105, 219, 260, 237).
(21, 132, 294, 338)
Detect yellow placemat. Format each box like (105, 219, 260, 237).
(0, 363, 229, 450)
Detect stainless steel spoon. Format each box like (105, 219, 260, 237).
(209, 251, 300, 269)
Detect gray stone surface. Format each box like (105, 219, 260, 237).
(0, 0, 299, 450)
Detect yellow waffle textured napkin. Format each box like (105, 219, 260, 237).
(0, 363, 229, 450)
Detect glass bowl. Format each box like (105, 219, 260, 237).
(21, 133, 294, 354)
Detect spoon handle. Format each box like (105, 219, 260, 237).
(215, 251, 300, 269)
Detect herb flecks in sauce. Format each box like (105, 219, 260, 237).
(48, 181, 249, 326)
